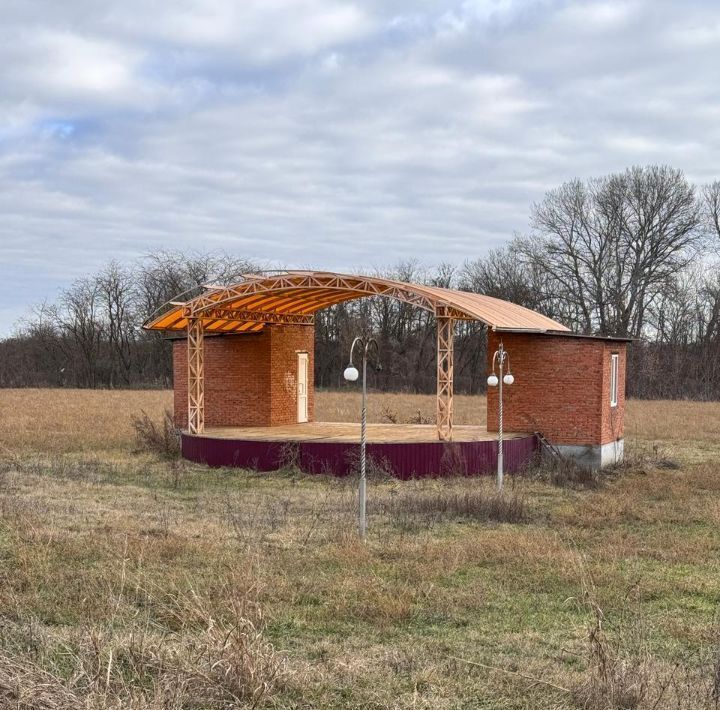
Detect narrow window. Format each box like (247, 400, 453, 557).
(610, 353, 619, 407)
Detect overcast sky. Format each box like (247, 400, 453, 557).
(1, 0, 719, 334)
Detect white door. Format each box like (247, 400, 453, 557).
(297, 352, 309, 423)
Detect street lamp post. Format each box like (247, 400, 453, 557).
(487, 341, 514, 491)
(343, 337, 381, 539)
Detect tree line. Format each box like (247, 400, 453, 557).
(1, 165, 719, 399)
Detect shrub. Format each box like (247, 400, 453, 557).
(380, 405, 398, 423)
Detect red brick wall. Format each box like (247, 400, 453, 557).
(172, 325, 315, 429)
(601, 341, 626, 444)
(173, 340, 188, 428)
(486, 331, 626, 446)
(269, 325, 315, 426)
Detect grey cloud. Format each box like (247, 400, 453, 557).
(1, 0, 719, 333)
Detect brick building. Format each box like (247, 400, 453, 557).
(486, 330, 628, 469)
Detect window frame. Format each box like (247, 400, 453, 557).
(610, 353, 619, 408)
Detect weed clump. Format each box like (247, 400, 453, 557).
(378, 485, 526, 530)
(380, 405, 398, 423)
(0, 578, 287, 710)
(344, 449, 396, 481)
(131, 409, 180, 460)
(532, 454, 600, 489)
(574, 587, 720, 709)
(613, 443, 680, 474)
(407, 409, 432, 425)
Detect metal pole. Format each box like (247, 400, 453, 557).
(359, 349, 367, 539)
(497, 342, 504, 492)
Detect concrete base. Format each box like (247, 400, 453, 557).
(556, 439, 624, 470)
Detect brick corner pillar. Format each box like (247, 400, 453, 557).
(486, 330, 627, 469)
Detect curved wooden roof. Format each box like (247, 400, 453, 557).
(144, 271, 569, 334)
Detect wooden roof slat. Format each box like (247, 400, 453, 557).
(143, 271, 569, 333)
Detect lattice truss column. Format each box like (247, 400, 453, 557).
(187, 317, 205, 434)
(436, 312, 455, 441)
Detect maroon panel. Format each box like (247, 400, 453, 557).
(181, 433, 538, 478)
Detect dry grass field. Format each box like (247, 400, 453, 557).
(1, 388, 720, 709)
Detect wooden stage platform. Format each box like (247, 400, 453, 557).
(181, 423, 538, 478)
(198, 422, 530, 443)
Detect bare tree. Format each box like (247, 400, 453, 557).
(525, 166, 703, 337)
(702, 180, 720, 245)
(57, 278, 105, 387)
(97, 261, 137, 385)
(136, 250, 259, 321)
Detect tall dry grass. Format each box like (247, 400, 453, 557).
(3, 389, 720, 458)
(0, 389, 172, 455)
(625, 399, 720, 442)
(0, 575, 286, 710)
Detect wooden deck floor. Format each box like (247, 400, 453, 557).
(197, 422, 529, 444)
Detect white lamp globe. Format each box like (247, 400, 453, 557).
(343, 366, 359, 382)
(487, 374, 499, 387)
(503, 374, 515, 385)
